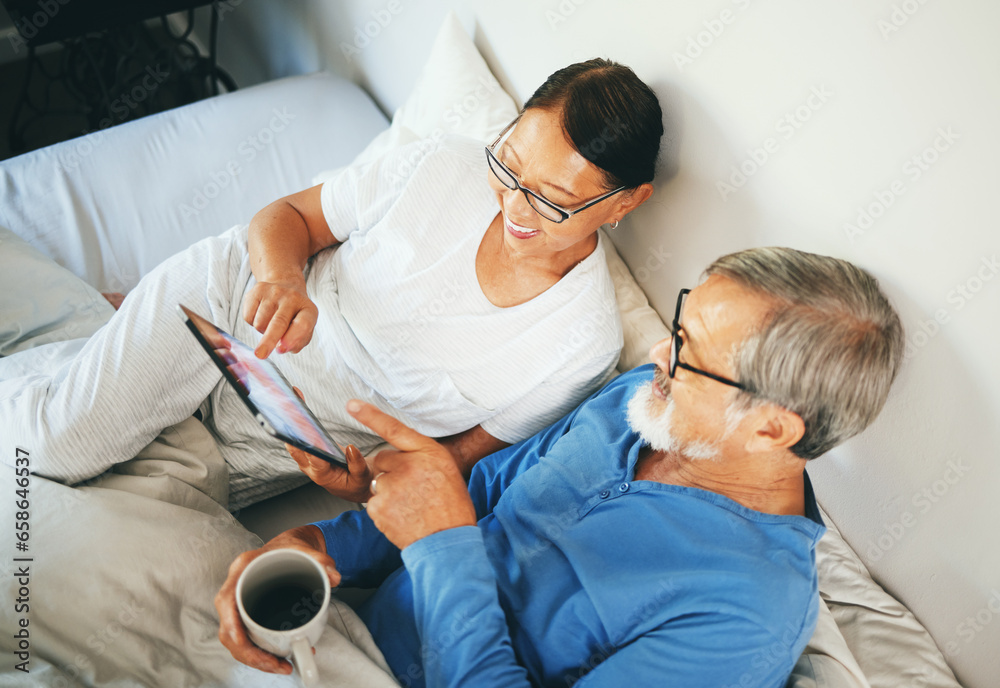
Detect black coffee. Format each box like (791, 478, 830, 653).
(248, 583, 322, 631)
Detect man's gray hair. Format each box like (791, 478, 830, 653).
(706, 247, 904, 460)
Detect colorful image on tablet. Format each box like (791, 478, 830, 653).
(178, 305, 346, 466)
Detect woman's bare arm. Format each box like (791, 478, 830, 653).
(245, 184, 338, 358)
(438, 425, 511, 479)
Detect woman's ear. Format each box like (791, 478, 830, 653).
(744, 405, 806, 455)
(616, 182, 655, 220)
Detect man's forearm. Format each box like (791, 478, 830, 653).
(270, 524, 327, 552)
(311, 510, 403, 589)
(403, 527, 532, 688)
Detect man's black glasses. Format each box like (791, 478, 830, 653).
(669, 288, 746, 390)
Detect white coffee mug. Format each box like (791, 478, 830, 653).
(236, 549, 332, 687)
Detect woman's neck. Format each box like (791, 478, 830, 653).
(475, 214, 598, 307)
(497, 215, 599, 276)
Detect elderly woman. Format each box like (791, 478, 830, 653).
(0, 59, 662, 509)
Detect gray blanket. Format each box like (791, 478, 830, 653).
(0, 416, 398, 687)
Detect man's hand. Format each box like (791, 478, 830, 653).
(214, 526, 339, 675)
(346, 400, 478, 550)
(242, 280, 318, 359)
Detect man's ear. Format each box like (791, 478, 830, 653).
(744, 406, 805, 455)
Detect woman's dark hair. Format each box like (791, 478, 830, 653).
(523, 58, 663, 190)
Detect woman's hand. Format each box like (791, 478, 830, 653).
(242, 280, 319, 359)
(346, 400, 478, 550)
(214, 526, 339, 676)
(285, 387, 374, 502)
(286, 442, 374, 503)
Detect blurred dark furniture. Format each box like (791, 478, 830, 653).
(2, 0, 237, 154)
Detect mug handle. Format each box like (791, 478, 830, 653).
(290, 636, 319, 687)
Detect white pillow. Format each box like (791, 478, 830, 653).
(312, 10, 519, 185)
(392, 11, 519, 143)
(599, 228, 670, 372)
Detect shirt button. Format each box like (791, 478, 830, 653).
(618, 483, 630, 493)
(599, 490, 611, 499)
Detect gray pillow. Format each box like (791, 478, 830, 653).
(0, 226, 114, 356)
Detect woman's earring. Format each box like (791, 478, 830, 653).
(609, 220, 619, 230)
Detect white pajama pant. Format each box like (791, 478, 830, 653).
(0, 226, 383, 509)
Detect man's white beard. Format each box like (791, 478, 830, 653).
(626, 382, 723, 461)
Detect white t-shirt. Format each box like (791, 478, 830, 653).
(315, 135, 622, 443)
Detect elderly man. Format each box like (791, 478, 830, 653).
(216, 247, 903, 687)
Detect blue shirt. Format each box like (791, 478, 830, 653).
(313, 365, 826, 687)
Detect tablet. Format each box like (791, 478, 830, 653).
(178, 304, 348, 467)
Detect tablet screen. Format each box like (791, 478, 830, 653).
(179, 305, 347, 466)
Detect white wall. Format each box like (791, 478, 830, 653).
(207, 1, 999, 685)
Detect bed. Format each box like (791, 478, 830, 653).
(0, 14, 964, 688)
